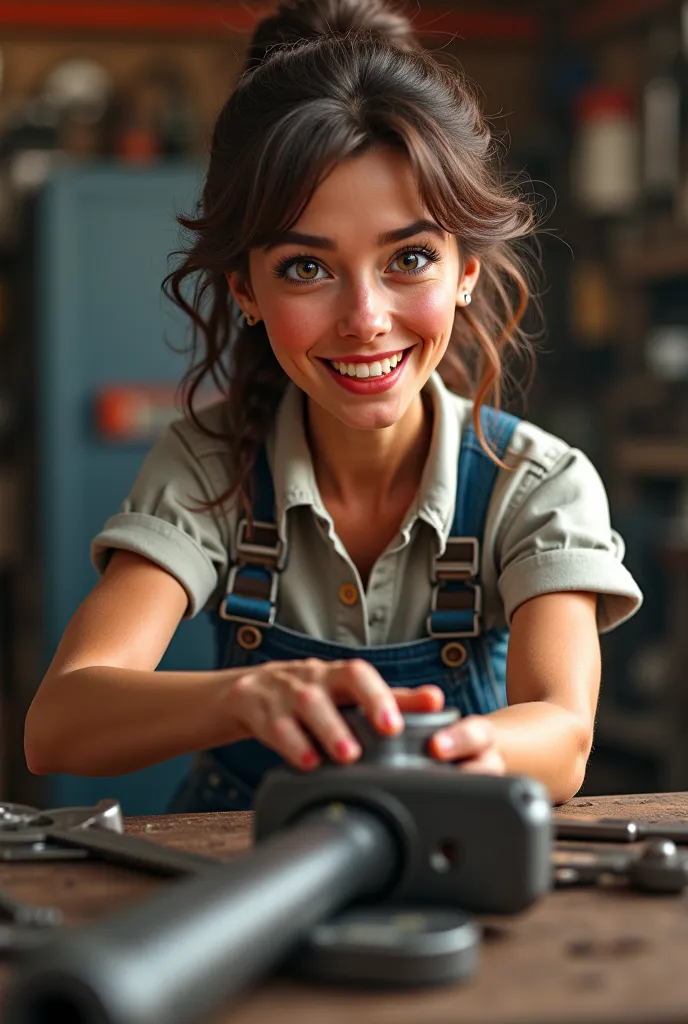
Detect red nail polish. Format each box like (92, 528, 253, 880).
(381, 709, 401, 731)
(301, 750, 319, 769)
(335, 739, 352, 759)
(433, 732, 453, 754)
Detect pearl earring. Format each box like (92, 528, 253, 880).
(463, 291, 472, 306)
(244, 312, 256, 326)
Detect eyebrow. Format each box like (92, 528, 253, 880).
(262, 219, 445, 253)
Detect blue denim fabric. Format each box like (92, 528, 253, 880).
(168, 406, 518, 813)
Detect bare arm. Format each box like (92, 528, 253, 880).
(430, 591, 601, 804)
(25, 551, 438, 778)
(24, 551, 244, 776)
(490, 591, 600, 801)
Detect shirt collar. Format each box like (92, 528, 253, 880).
(267, 383, 325, 537)
(266, 371, 461, 549)
(413, 372, 460, 546)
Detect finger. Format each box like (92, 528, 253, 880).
(429, 715, 495, 761)
(330, 659, 404, 736)
(291, 681, 364, 765)
(458, 749, 506, 775)
(260, 713, 323, 771)
(393, 685, 445, 712)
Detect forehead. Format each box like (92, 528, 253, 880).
(293, 148, 428, 232)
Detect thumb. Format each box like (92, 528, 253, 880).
(392, 685, 445, 712)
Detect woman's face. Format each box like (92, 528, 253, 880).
(229, 147, 479, 432)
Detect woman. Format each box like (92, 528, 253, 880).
(24, 0, 642, 808)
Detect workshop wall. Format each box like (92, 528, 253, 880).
(0, 8, 540, 812)
(1, 1, 685, 809)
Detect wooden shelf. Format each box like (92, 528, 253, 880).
(569, 0, 677, 41)
(616, 439, 688, 477)
(615, 233, 688, 283)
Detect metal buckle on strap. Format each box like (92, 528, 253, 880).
(235, 518, 286, 570)
(433, 536, 479, 580)
(220, 517, 285, 628)
(219, 564, 279, 626)
(427, 581, 482, 638)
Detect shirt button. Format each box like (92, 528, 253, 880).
(338, 583, 359, 606)
(369, 609, 385, 624)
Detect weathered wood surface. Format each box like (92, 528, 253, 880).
(1, 793, 688, 1023)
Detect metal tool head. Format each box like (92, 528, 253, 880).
(0, 799, 124, 845)
(629, 838, 688, 894)
(0, 804, 53, 832)
(255, 708, 553, 916)
(46, 799, 124, 834)
(554, 838, 688, 895)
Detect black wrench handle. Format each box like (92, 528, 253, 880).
(5, 804, 397, 1024)
(48, 827, 222, 877)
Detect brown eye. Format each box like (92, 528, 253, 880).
(398, 253, 420, 271)
(294, 260, 320, 280)
(390, 249, 438, 274)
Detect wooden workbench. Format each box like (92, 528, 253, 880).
(1, 791, 688, 1023)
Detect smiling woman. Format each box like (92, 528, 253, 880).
(24, 0, 643, 811)
(228, 149, 472, 434)
(168, 21, 532, 503)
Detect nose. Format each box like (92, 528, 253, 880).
(336, 279, 392, 343)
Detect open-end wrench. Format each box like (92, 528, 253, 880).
(0, 800, 221, 877)
(554, 838, 688, 894)
(556, 815, 688, 844)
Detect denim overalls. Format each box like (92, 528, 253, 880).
(169, 406, 519, 813)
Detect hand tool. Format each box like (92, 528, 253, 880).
(3, 707, 553, 1024)
(554, 837, 688, 894)
(0, 799, 221, 876)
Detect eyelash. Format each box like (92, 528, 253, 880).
(271, 243, 443, 284)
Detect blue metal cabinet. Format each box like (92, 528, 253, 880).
(37, 164, 217, 814)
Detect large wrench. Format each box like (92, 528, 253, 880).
(556, 815, 688, 844)
(0, 800, 221, 877)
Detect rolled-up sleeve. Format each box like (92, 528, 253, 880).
(497, 447, 643, 633)
(91, 421, 231, 617)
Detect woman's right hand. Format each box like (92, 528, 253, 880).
(222, 658, 444, 769)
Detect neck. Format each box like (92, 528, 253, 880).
(305, 393, 433, 507)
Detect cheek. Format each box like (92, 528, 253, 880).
(402, 284, 456, 338)
(262, 303, 320, 360)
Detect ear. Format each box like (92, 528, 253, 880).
(225, 271, 261, 323)
(456, 256, 481, 307)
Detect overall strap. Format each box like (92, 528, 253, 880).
(220, 446, 285, 627)
(427, 405, 520, 639)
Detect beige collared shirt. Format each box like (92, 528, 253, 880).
(92, 373, 642, 644)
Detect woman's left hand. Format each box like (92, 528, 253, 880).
(429, 715, 505, 775)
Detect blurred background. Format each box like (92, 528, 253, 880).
(0, 0, 686, 814)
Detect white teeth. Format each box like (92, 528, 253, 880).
(330, 351, 404, 378)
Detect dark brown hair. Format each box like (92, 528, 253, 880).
(244, 0, 419, 70)
(164, 0, 535, 518)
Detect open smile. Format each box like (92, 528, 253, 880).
(319, 349, 411, 394)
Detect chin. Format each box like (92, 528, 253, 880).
(330, 396, 409, 432)
(340, 411, 401, 432)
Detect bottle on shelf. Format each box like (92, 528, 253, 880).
(642, 21, 682, 225)
(571, 84, 640, 219)
(676, 1, 688, 223)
